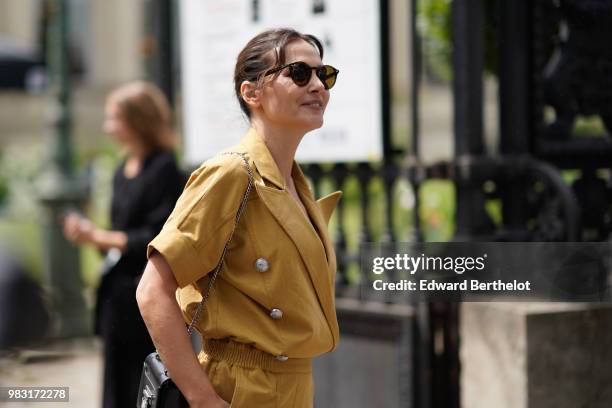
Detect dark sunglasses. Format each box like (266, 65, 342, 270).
(265, 61, 339, 90)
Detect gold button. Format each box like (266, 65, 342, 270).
(269, 308, 283, 320)
(255, 257, 269, 272)
(275, 354, 289, 362)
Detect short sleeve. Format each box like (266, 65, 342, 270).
(147, 155, 250, 288)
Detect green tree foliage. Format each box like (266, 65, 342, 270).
(418, 0, 498, 83)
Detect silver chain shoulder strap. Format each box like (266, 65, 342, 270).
(187, 152, 254, 335)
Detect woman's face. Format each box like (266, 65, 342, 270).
(258, 39, 330, 133)
(103, 101, 136, 147)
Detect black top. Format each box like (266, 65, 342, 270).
(94, 150, 185, 337)
(109, 150, 186, 278)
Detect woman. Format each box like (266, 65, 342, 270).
(137, 28, 342, 407)
(63, 81, 185, 408)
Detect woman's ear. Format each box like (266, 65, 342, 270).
(240, 80, 261, 110)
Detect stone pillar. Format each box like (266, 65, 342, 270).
(39, 0, 89, 338)
(461, 303, 612, 408)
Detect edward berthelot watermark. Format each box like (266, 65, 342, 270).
(362, 242, 612, 301)
(372, 278, 531, 291)
(371, 253, 531, 292)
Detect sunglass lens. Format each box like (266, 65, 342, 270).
(318, 65, 338, 90)
(291, 62, 312, 86)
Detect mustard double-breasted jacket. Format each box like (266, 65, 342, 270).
(148, 128, 342, 361)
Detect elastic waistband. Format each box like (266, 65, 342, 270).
(202, 339, 312, 374)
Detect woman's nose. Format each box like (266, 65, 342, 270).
(308, 74, 325, 92)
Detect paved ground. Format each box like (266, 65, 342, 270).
(0, 338, 103, 408)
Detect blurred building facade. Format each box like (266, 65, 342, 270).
(1, 0, 416, 152)
(1, 0, 144, 86)
(0, 0, 151, 155)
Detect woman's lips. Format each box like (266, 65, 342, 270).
(301, 101, 323, 110)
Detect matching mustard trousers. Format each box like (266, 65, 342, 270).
(200, 340, 313, 407)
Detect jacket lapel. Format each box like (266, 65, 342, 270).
(317, 191, 343, 225)
(255, 183, 339, 347)
(292, 165, 335, 272)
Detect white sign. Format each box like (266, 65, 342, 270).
(180, 0, 383, 164)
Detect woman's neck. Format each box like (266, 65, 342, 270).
(251, 119, 304, 186)
(127, 142, 150, 160)
(122, 142, 151, 178)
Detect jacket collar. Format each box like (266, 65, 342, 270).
(240, 127, 332, 261)
(241, 128, 286, 190)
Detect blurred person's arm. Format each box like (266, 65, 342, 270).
(62, 212, 128, 252)
(62, 154, 184, 255)
(136, 251, 229, 408)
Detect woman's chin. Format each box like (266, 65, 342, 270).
(302, 118, 324, 133)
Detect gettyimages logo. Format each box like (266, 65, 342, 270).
(372, 253, 487, 275)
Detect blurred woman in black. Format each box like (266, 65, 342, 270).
(63, 81, 185, 408)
